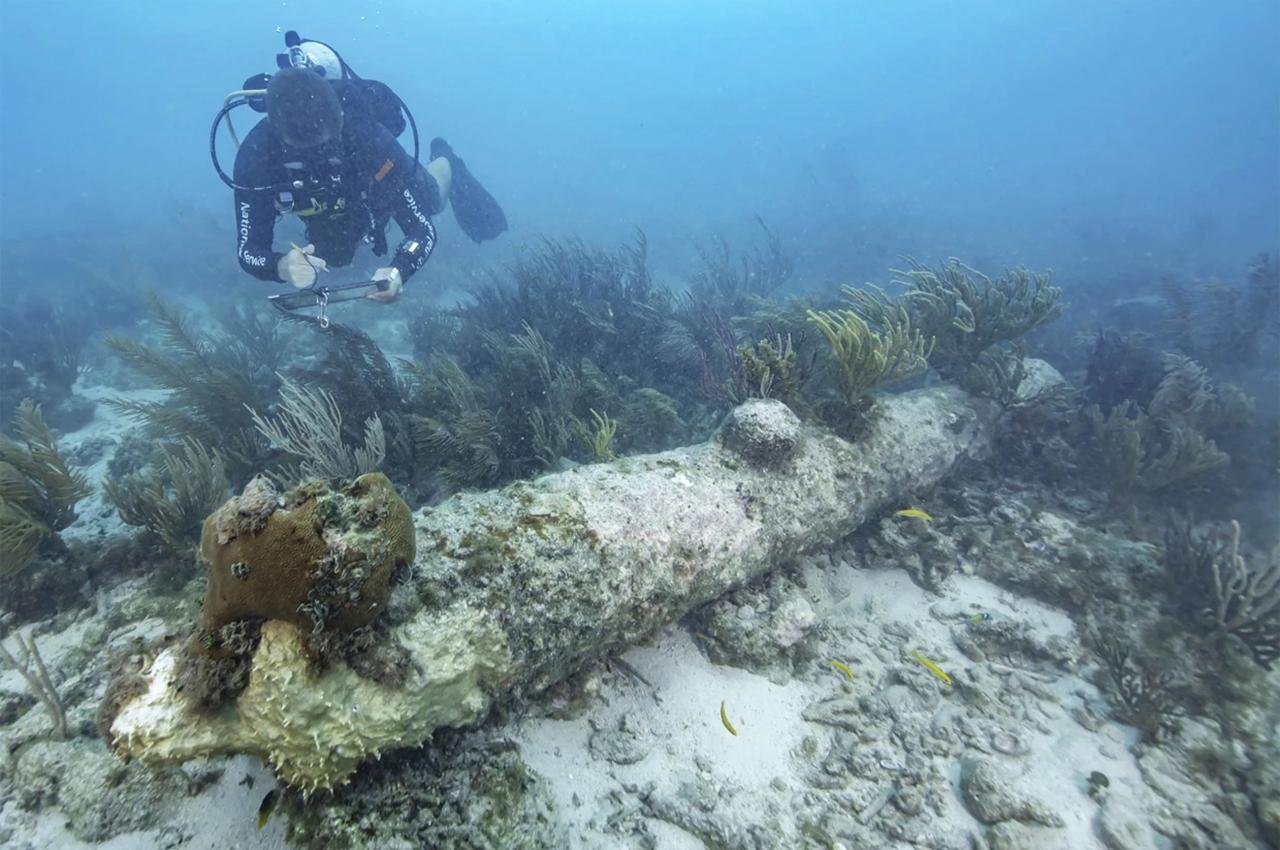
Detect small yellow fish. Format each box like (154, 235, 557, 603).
(256, 788, 279, 830)
(693, 631, 716, 644)
(912, 651, 953, 687)
(720, 700, 738, 736)
(829, 659, 855, 681)
(895, 507, 934, 522)
(969, 612, 991, 624)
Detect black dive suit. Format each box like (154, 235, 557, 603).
(233, 107, 439, 284)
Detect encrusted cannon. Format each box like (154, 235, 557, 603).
(107, 387, 994, 792)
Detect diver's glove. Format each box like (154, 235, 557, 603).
(366, 266, 403, 303)
(278, 243, 328, 288)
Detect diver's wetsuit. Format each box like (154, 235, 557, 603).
(233, 112, 439, 284)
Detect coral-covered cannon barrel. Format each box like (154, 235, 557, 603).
(104, 389, 994, 792)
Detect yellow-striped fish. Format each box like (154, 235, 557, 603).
(911, 651, 952, 686)
(720, 701, 738, 736)
(895, 507, 934, 522)
(829, 659, 855, 681)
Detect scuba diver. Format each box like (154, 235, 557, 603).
(216, 33, 506, 306)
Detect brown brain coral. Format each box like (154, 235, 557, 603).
(197, 472, 415, 648)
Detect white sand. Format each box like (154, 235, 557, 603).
(519, 626, 822, 841)
(1, 755, 285, 850)
(512, 566, 1153, 849)
(57, 383, 169, 547)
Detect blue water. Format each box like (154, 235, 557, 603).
(1, 0, 1277, 284)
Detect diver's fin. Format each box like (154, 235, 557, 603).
(432, 137, 507, 243)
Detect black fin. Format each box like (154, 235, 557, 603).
(432, 137, 507, 243)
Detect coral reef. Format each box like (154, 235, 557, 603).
(575, 408, 618, 463)
(1207, 521, 1280, 666)
(286, 729, 566, 849)
(807, 298, 931, 424)
(1084, 400, 1229, 493)
(0, 630, 67, 739)
(1164, 518, 1280, 666)
(403, 318, 696, 493)
(110, 607, 506, 795)
(738, 333, 806, 408)
(105, 439, 229, 560)
(926, 469, 1278, 847)
(3, 223, 1275, 848)
(287, 320, 410, 473)
(1071, 328, 1273, 511)
(105, 428, 157, 481)
(106, 294, 280, 482)
(411, 234, 729, 478)
(1082, 329, 1165, 415)
(617, 387, 687, 454)
(0, 296, 98, 433)
(81, 475, 422, 791)
(959, 757, 1064, 826)
(401, 327, 581, 490)
(0, 400, 91, 576)
(10, 738, 195, 842)
(689, 216, 794, 306)
(401, 229, 804, 490)
(960, 343, 1031, 405)
(213, 301, 289, 388)
(248, 376, 386, 484)
(860, 511, 963, 592)
(449, 234, 683, 400)
(1162, 253, 1279, 369)
(850, 259, 1063, 380)
(1092, 632, 1182, 741)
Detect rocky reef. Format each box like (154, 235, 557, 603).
(105, 387, 995, 792)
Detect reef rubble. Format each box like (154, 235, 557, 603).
(106, 386, 996, 792)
